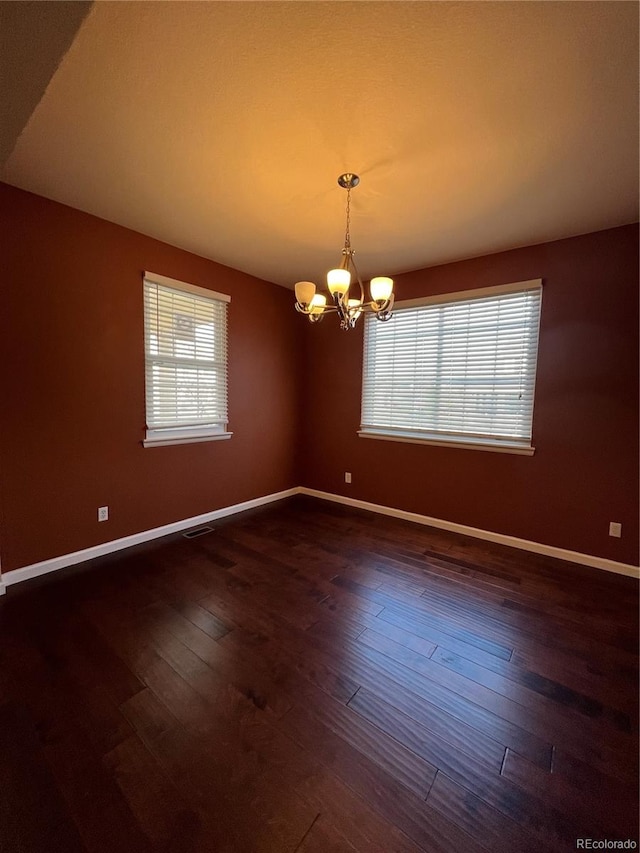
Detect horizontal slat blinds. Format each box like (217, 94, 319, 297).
(144, 278, 228, 431)
(361, 282, 542, 445)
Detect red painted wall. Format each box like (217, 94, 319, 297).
(300, 225, 639, 566)
(1, 183, 637, 574)
(0, 183, 303, 573)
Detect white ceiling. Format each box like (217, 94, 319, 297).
(2, 1, 638, 287)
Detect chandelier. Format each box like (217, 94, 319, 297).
(294, 173, 394, 330)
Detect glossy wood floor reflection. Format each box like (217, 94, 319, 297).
(1, 496, 638, 852)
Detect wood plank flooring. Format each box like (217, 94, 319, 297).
(0, 495, 637, 852)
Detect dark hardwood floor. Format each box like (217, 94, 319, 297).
(0, 495, 637, 852)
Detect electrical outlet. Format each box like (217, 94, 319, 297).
(98, 506, 109, 522)
(608, 521, 622, 538)
(345, 472, 352, 484)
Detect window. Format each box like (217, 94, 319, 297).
(359, 279, 542, 454)
(143, 272, 231, 447)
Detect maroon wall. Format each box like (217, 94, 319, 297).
(1, 182, 637, 575)
(0, 183, 303, 573)
(300, 225, 639, 566)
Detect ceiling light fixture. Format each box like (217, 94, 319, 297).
(294, 173, 394, 330)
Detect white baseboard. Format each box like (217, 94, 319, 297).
(298, 487, 640, 580)
(2, 485, 637, 589)
(2, 488, 299, 588)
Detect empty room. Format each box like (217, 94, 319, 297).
(0, 2, 638, 851)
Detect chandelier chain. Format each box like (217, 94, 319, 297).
(344, 187, 351, 249)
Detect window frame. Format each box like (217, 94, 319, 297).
(142, 271, 232, 448)
(358, 279, 543, 455)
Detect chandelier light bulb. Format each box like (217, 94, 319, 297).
(310, 293, 327, 314)
(327, 268, 351, 296)
(347, 297, 363, 320)
(295, 280, 316, 306)
(370, 276, 394, 303)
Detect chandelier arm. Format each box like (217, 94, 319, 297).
(296, 302, 340, 316)
(350, 254, 366, 305)
(361, 295, 393, 315)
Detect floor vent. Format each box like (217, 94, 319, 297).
(182, 526, 214, 539)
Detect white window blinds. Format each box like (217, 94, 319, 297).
(143, 274, 229, 442)
(360, 280, 542, 449)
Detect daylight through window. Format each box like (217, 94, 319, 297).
(360, 280, 542, 454)
(143, 272, 230, 447)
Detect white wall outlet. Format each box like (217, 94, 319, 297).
(345, 472, 352, 484)
(98, 506, 109, 522)
(608, 521, 622, 538)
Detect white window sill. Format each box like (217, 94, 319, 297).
(358, 430, 535, 456)
(143, 430, 233, 448)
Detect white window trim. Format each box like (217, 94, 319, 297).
(143, 272, 231, 448)
(143, 426, 233, 448)
(360, 279, 542, 453)
(358, 430, 535, 455)
(393, 278, 541, 310)
(144, 271, 231, 304)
